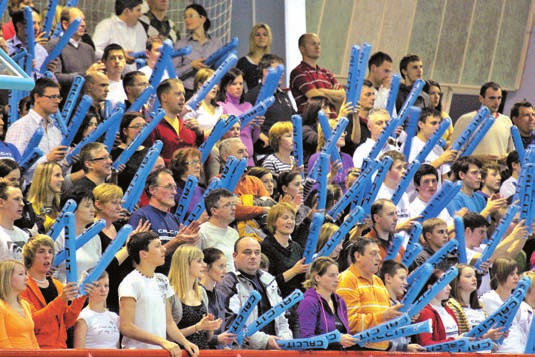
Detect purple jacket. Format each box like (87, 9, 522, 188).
(297, 288, 350, 339)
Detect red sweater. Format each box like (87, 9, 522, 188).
(21, 277, 86, 349)
(415, 303, 459, 346)
(144, 115, 204, 166)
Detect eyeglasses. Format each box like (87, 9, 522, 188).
(157, 184, 177, 191)
(216, 202, 237, 209)
(90, 155, 111, 162)
(185, 160, 201, 166)
(128, 124, 146, 130)
(42, 95, 62, 101)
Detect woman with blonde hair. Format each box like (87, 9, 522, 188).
(27, 162, 64, 232)
(316, 223, 343, 260)
(237, 23, 272, 90)
(262, 121, 295, 176)
(168, 245, 221, 350)
(296, 256, 356, 350)
(21, 234, 95, 348)
(94, 183, 137, 314)
(184, 68, 223, 136)
(0, 259, 39, 349)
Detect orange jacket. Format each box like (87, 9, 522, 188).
(20, 277, 86, 348)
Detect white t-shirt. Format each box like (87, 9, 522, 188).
(466, 246, 491, 297)
(499, 176, 517, 199)
(54, 230, 102, 283)
(463, 306, 485, 329)
(77, 307, 120, 348)
(119, 269, 174, 350)
(199, 222, 239, 273)
(377, 185, 410, 221)
(409, 196, 453, 224)
(107, 79, 127, 108)
(480, 290, 532, 353)
(433, 304, 458, 339)
(0, 225, 29, 261)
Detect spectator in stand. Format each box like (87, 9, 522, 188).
(452, 82, 513, 161)
(301, 96, 330, 170)
(218, 68, 263, 167)
(73, 142, 113, 191)
(395, 54, 430, 112)
(263, 121, 295, 176)
(0, 259, 39, 349)
(139, 0, 180, 43)
(198, 189, 239, 273)
(174, 3, 222, 99)
(500, 150, 520, 200)
(290, 33, 345, 115)
(446, 264, 505, 342)
(216, 237, 292, 349)
(169, 147, 205, 219)
(129, 168, 201, 275)
(139, 35, 169, 82)
(144, 78, 205, 166)
(378, 260, 424, 352)
(110, 112, 150, 193)
(478, 161, 502, 201)
(308, 118, 354, 191)
(6, 8, 57, 80)
(510, 100, 535, 149)
(184, 68, 223, 136)
(123, 71, 149, 112)
(27, 162, 64, 233)
(54, 186, 101, 283)
(424, 80, 453, 147)
(415, 269, 459, 346)
(237, 24, 272, 90)
(102, 43, 127, 108)
(21, 234, 95, 348)
(0, 180, 28, 261)
(119, 231, 199, 355)
(73, 270, 120, 349)
(261, 203, 309, 299)
(447, 156, 507, 217)
(200, 248, 237, 348)
(168, 245, 222, 350)
(410, 218, 457, 272)
(6, 78, 67, 182)
(247, 167, 275, 199)
(336, 238, 403, 350)
(480, 258, 532, 353)
(93, 0, 146, 73)
(2, 0, 34, 40)
(245, 54, 296, 160)
(45, 7, 98, 99)
(297, 257, 357, 350)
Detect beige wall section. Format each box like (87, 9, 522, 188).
(305, 0, 533, 90)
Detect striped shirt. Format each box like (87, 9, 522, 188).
(336, 264, 391, 350)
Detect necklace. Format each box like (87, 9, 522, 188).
(136, 269, 154, 279)
(31, 275, 48, 284)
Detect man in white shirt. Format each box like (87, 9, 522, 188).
(93, 0, 147, 73)
(199, 188, 239, 273)
(102, 44, 127, 108)
(352, 108, 396, 168)
(6, 78, 67, 181)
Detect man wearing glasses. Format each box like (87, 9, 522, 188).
(199, 188, 240, 273)
(129, 167, 201, 275)
(6, 78, 68, 181)
(72, 142, 113, 190)
(123, 70, 149, 112)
